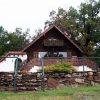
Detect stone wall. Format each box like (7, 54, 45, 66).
(0, 72, 47, 91)
(0, 72, 100, 91)
(46, 72, 100, 88)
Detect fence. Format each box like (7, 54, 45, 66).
(24, 57, 100, 72)
(0, 56, 45, 92)
(0, 56, 100, 92)
(0, 57, 19, 92)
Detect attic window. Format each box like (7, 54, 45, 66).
(43, 38, 64, 46)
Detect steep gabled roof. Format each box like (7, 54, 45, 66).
(22, 25, 83, 53)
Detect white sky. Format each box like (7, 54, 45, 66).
(0, 0, 85, 36)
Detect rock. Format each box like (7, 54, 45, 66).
(56, 83, 65, 89)
(75, 78, 84, 83)
(47, 77, 65, 89)
(47, 77, 59, 88)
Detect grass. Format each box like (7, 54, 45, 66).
(0, 85, 100, 100)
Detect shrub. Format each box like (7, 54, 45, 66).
(44, 62, 76, 73)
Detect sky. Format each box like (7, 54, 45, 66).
(0, 0, 85, 36)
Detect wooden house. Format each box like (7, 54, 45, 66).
(21, 25, 97, 72)
(0, 25, 97, 72)
(22, 25, 83, 60)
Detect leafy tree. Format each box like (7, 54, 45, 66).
(0, 27, 8, 56)
(0, 27, 31, 56)
(78, 0, 100, 55)
(44, 0, 100, 56)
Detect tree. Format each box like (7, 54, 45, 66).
(0, 27, 31, 56)
(0, 26, 8, 56)
(77, 0, 100, 55)
(44, 0, 100, 56)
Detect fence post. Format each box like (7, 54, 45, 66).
(41, 58, 45, 91)
(82, 57, 85, 77)
(13, 58, 18, 92)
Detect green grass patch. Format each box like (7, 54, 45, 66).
(0, 85, 100, 100)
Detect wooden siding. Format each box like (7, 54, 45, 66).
(24, 26, 83, 61)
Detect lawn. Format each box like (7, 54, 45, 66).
(0, 85, 100, 100)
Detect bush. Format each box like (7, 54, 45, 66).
(44, 62, 76, 73)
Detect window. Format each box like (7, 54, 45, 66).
(33, 52, 38, 58)
(67, 52, 72, 57)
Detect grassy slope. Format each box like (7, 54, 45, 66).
(0, 86, 100, 100)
